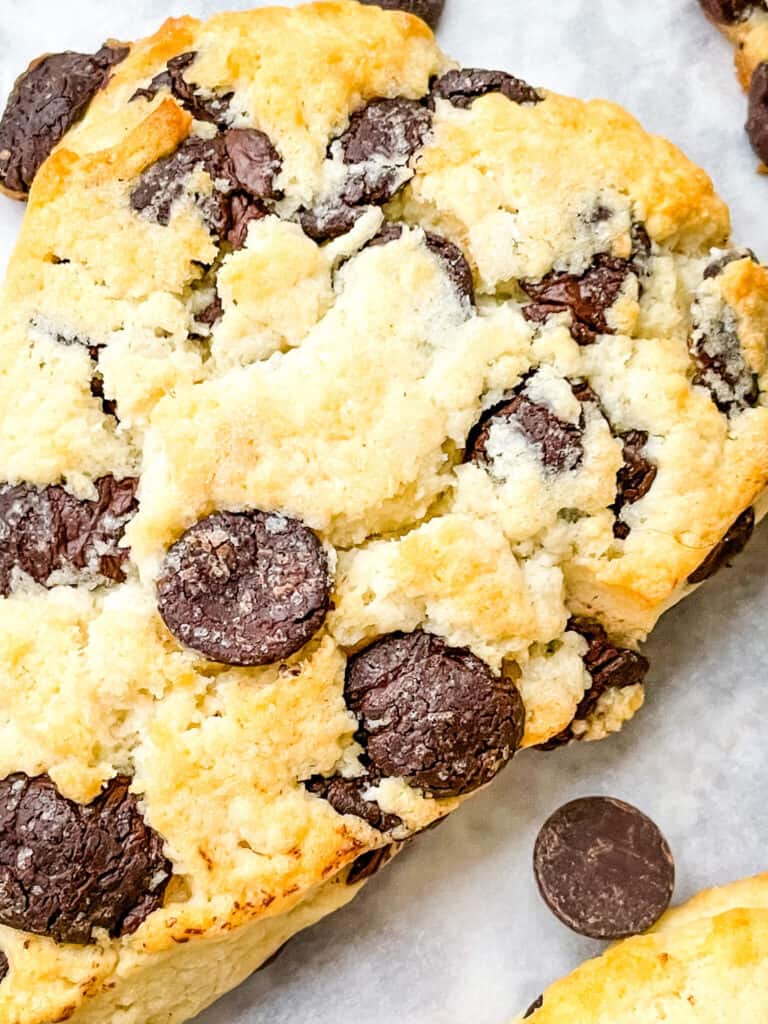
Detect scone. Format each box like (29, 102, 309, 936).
(698, 0, 768, 164)
(0, 2, 767, 1022)
(515, 873, 768, 1021)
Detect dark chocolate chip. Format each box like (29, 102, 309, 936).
(698, 0, 757, 23)
(748, 62, 768, 165)
(431, 69, 542, 109)
(157, 510, 331, 666)
(703, 248, 756, 280)
(522, 254, 630, 346)
(89, 371, 118, 419)
(346, 844, 398, 886)
(223, 129, 282, 200)
(0, 952, 7, 983)
(0, 44, 128, 197)
(0, 774, 171, 945)
(523, 996, 543, 1019)
(467, 379, 589, 474)
(227, 193, 267, 250)
(131, 51, 232, 128)
(538, 619, 649, 750)
(366, 223, 474, 303)
(533, 796, 675, 940)
(630, 223, 653, 282)
(689, 307, 759, 415)
(612, 430, 657, 539)
(305, 775, 403, 833)
(131, 136, 231, 228)
(359, 0, 445, 28)
(194, 291, 223, 332)
(345, 630, 524, 798)
(0, 476, 138, 596)
(687, 507, 755, 585)
(299, 98, 431, 242)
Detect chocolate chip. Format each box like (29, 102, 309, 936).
(194, 290, 223, 332)
(431, 69, 542, 109)
(0, 952, 7, 983)
(748, 62, 768, 165)
(687, 507, 755, 585)
(157, 510, 331, 666)
(612, 430, 657, 539)
(299, 98, 431, 242)
(533, 796, 675, 940)
(227, 193, 267, 250)
(305, 775, 403, 833)
(703, 248, 756, 280)
(630, 223, 653, 282)
(366, 223, 474, 302)
(131, 51, 232, 128)
(522, 254, 630, 346)
(523, 996, 543, 1019)
(689, 310, 759, 415)
(538, 619, 649, 750)
(0, 774, 171, 945)
(131, 136, 231, 228)
(698, 0, 756, 23)
(345, 630, 524, 799)
(0, 476, 138, 596)
(223, 129, 282, 200)
(467, 379, 589, 474)
(359, 0, 445, 28)
(346, 844, 398, 886)
(0, 44, 128, 197)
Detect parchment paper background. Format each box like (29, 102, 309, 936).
(0, 2, 766, 1021)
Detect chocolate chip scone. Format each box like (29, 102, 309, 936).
(516, 873, 768, 1021)
(0, 2, 767, 1021)
(698, 1, 768, 164)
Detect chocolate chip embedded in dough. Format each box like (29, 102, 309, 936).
(522, 254, 631, 346)
(698, 0, 757, 24)
(299, 200, 364, 243)
(130, 136, 231, 229)
(130, 51, 233, 128)
(687, 507, 755, 585)
(223, 128, 282, 200)
(0, 952, 7, 983)
(612, 430, 657, 540)
(748, 62, 768, 165)
(156, 510, 331, 666)
(346, 844, 398, 886)
(0, 44, 128, 197)
(305, 774, 403, 833)
(431, 68, 542, 109)
(533, 796, 675, 940)
(689, 309, 759, 415)
(366, 223, 474, 303)
(359, 0, 445, 29)
(345, 630, 524, 798)
(0, 774, 172, 945)
(0, 476, 138, 596)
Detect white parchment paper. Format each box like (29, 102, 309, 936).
(1, 2, 766, 1021)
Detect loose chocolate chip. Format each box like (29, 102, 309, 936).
(0, 774, 171, 945)
(431, 69, 542, 109)
(157, 510, 331, 666)
(703, 248, 756, 280)
(366, 223, 474, 303)
(299, 98, 431, 242)
(346, 844, 398, 886)
(523, 996, 543, 1019)
(0, 476, 138, 596)
(131, 136, 231, 228)
(131, 51, 232, 128)
(305, 775, 403, 833)
(359, 0, 445, 28)
(533, 796, 675, 940)
(687, 507, 755, 584)
(0, 952, 7, 983)
(538, 619, 649, 750)
(689, 309, 759, 415)
(467, 380, 588, 474)
(748, 62, 768, 165)
(612, 430, 657, 539)
(345, 630, 524, 798)
(0, 44, 128, 197)
(522, 254, 630, 346)
(698, 0, 757, 23)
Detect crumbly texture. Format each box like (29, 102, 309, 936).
(0, 2, 767, 1022)
(515, 873, 768, 1022)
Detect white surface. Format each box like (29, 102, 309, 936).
(0, 2, 765, 1022)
